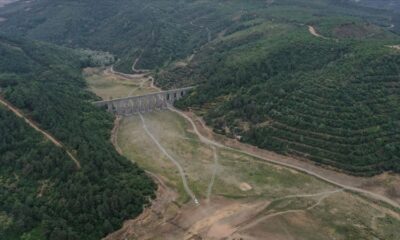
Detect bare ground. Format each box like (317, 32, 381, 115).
(180, 110, 400, 207)
(88, 68, 400, 240)
(389, 45, 400, 50)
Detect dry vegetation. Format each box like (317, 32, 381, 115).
(113, 110, 400, 240)
(83, 67, 158, 100)
(85, 69, 400, 240)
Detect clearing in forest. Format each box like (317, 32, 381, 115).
(86, 68, 400, 240)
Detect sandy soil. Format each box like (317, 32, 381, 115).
(308, 25, 328, 39)
(389, 45, 400, 50)
(239, 182, 252, 191)
(0, 97, 81, 169)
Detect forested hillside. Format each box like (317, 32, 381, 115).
(0, 35, 155, 240)
(0, 0, 399, 174)
(156, 2, 400, 175)
(0, 0, 233, 72)
(0, 0, 397, 72)
(171, 25, 400, 175)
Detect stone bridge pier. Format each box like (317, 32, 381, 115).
(93, 87, 194, 116)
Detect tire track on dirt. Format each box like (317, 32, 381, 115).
(139, 113, 199, 205)
(168, 107, 400, 210)
(236, 189, 342, 233)
(206, 146, 219, 202)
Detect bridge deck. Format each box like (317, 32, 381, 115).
(93, 86, 195, 105)
(93, 86, 195, 115)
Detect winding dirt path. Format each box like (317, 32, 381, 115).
(0, 97, 81, 169)
(132, 52, 150, 74)
(169, 107, 400, 210)
(139, 113, 199, 205)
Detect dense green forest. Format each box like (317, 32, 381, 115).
(0, 36, 156, 239)
(0, 0, 234, 72)
(1, 0, 397, 72)
(172, 26, 400, 175)
(0, 1, 399, 239)
(0, 1, 399, 175)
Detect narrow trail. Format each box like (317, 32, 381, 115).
(149, 76, 162, 92)
(131, 29, 155, 74)
(139, 113, 199, 205)
(111, 116, 123, 155)
(236, 189, 342, 233)
(0, 97, 81, 169)
(132, 52, 150, 74)
(275, 189, 344, 201)
(168, 107, 400, 210)
(206, 146, 219, 202)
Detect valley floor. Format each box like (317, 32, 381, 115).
(86, 67, 400, 240)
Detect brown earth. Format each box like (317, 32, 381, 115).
(333, 23, 379, 38)
(308, 25, 328, 39)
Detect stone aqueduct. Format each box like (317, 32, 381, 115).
(93, 87, 194, 115)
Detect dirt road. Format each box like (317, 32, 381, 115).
(0, 97, 81, 169)
(139, 113, 199, 205)
(103, 67, 400, 209)
(169, 107, 400, 210)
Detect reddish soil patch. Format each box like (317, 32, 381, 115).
(333, 23, 377, 38)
